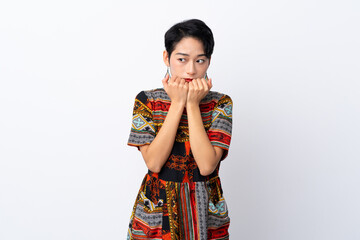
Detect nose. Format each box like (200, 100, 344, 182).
(186, 62, 196, 76)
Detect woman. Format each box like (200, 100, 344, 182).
(127, 19, 233, 240)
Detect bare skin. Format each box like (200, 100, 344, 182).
(138, 74, 188, 173)
(139, 37, 224, 176)
(186, 78, 224, 176)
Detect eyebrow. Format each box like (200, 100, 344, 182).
(175, 53, 207, 57)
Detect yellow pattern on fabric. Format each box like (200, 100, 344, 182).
(133, 98, 153, 118)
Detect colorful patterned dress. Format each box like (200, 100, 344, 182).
(127, 88, 233, 240)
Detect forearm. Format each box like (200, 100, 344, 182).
(186, 103, 219, 176)
(142, 102, 185, 172)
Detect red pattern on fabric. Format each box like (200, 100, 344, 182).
(132, 217, 163, 238)
(127, 89, 232, 239)
(208, 223, 230, 239)
(208, 132, 231, 146)
(185, 141, 191, 156)
(189, 182, 199, 240)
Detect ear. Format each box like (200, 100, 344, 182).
(163, 50, 170, 67)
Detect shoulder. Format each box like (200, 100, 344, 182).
(206, 91, 233, 118)
(136, 88, 170, 102)
(201, 90, 232, 105)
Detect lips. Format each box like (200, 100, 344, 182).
(184, 78, 193, 82)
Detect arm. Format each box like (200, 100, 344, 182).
(187, 103, 224, 176)
(186, 78, 224, 176)
(139, 74, 188, 173)
(139, 102, 184, 173)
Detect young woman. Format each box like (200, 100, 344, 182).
(127, 19, 233, 240)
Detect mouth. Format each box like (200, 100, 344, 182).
(184, 78, 193, 82)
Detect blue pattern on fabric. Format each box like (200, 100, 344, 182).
(133, 116, 146, 129)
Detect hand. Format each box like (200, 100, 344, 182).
(162, 73, 189, 105)
(187, 78, 213, 106)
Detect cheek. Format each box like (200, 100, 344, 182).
(171, 59, 181, 66)
(201, 64, 210, 74)
(170, 61, 183, 71)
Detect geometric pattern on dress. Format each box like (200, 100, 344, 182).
(209, 196, 227, 216)
(195, 181, 209, 240)
(165, 181, 181, 239)
(212, 102, 232, 124)
(140, 191, 163, 212)
(211, 103, 231, 124)
(132, 115, 146, 129)
(179, 182, 195, 239)
(206, 181, 230, 239)
(127, 89, 233, 239)
(164, 154, 198, 181)
(132, 114, 155, 132)
(131, 202, 163, 239)
(211, 110, 220, 122)
(134, 203, 163, 226)
(127, 174, 231, 240)
(223, 104, 232, 116)
(207, 95, 233, 161)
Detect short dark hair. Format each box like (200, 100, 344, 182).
(164, 19, 214, 60)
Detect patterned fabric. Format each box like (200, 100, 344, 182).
(127, 88, 233, 239)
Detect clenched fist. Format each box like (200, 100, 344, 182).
(162, 73, 189, 105)
(186, 78, 213, 106)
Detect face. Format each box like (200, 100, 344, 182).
(163, 37, 210, 82)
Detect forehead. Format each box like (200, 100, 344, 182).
(173, 37, 205, 55)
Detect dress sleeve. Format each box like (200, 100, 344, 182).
(127, 91, 156, 151)
(207, 94, 233, 161)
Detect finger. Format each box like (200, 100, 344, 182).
(175, 76, 183, 85)
(174, 76, 181, 83)
(198, 78, 205, 91)
(192, 78, 199, 90)
(188, 80, 194, 90)
(196, 78, 203, 90)
(162, 74, 169, 87)
(168, 74, 176, 84)
(179, 78, 186, 87)
(201, 78, 208, 91)
(184, 81, 189, 90)
(208, 78, 213, 89)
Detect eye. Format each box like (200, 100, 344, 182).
(197, 59, 205, 63)
(178, 58, 186, 62)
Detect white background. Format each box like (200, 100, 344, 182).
(1, 0, 359, 239)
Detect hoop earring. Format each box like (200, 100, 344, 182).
(165, 67, 172, 78)
(205, 72, 208, 81)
